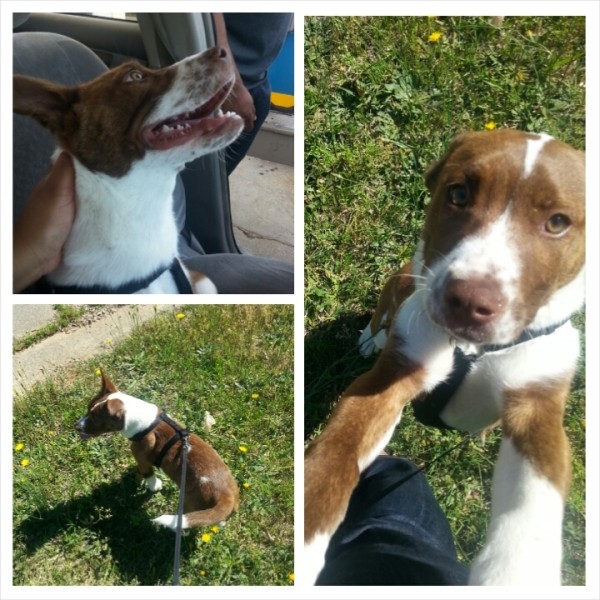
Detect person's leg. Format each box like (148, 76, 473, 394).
(225, 77, 271, 175)
(316, 455, 469, 585)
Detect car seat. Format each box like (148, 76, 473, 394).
(13, 23, 294, 294)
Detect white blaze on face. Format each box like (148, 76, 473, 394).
(426, 208, 522, 343)
(523, 132, 552, 178)
(423, 132, 560, 344)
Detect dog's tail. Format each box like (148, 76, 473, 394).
(184, 491, 239, 528)
(153, 492, 239, 532)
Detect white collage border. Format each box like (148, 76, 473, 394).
(1, 1, 598, 599)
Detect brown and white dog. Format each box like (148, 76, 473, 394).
(76, 372, 239, 530)
(13, 46, 244, 293)
(304, 130, 585, 585)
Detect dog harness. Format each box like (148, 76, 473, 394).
(128, 411, 190, 469)
(36, 259, 193, 294)
(412, 317, 573, 429)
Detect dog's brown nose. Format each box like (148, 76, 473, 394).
(207, 46, 229, 61)
(443, 277, 505, 331)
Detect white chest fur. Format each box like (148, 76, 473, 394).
(47, 152, 180, 290)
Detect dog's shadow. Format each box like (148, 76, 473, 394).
(14, 470, 195, 585)
(305, 311, 378, 440)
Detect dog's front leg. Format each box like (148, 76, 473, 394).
(469, 377, 574, 585)
(131, 449, 163, 493)
(304, 292, 454, 584)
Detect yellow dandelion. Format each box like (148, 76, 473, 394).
(95, 368, 102, 376)
(105, 338, 113, 345)
(288, 573, 295, 582)
(201, 533, 212, 543)
(21, 459, 30, 467)
(176, 312, 185, 320)
(251, 393, 259, 399)
(515, 70, 527, 82)
(199, 570, 206, 576)
(484, 121, 496, 131)
(211, 525, 220, 533)
(239, 445, 248, 453)
(15, 443, 25, 452)
(243, 482, 251, 489)
(428, 31, 442, 43)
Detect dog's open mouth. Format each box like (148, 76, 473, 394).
(143, 80, 243, 150)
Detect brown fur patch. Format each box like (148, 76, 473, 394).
(422, 130, 585, 336)
(131, 416, 239, 518)
(14, 63, 176, 177)
(305, 345, 425, 541)
(370, 262, 415, 334)
(503, 377, 574, 497)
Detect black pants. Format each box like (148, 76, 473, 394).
(317, 456, 469, 586)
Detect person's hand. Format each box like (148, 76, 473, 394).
(223, 78, 256, 132)
(212, 12, 257, 133)
(13, 152, 76, 292)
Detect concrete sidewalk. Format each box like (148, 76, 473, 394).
(230, 155, 293, 263)
(13, 305, 172, 391)
(230, 111, 294, 264)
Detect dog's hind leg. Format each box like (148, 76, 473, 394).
(359, 263, 415, 356)
(181, 261, 218, 294)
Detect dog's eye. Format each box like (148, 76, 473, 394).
(125, 70, 144, 82)
(447, 184, 469, 208)
(545, 213, 571, 236)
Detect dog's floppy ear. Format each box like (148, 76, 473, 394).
(424, 131, 472, 192)
(13, 75, 77, 134)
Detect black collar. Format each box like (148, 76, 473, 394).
(128, 411, 189, 469)
(36, 259, 193, 294)
(473, 316, 572, 355)
(413, 317, 573, 430)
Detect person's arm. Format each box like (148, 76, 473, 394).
(13, 152, 76, 292)
(213, 13, 256, 132)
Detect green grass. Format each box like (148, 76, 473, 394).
(305, 16, 585, 585)
(13, 305, 294, 586)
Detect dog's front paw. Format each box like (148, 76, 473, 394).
(145, 474, 162, 493)
(391, 291, 454, 390)
(358, 320, 388, 357)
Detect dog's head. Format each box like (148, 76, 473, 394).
(13, 46, 244, 177)
(417, 129, 585, 345)
(75, 371, 126, 440)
